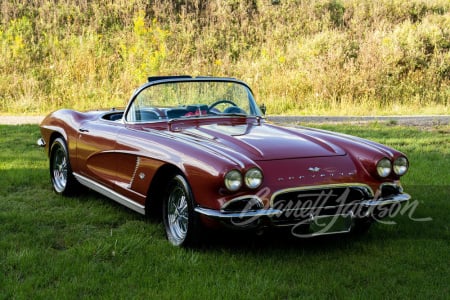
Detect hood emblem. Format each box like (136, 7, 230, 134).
(308, 167, 321, 172)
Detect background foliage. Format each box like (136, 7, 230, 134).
(1, 0, 449, 115)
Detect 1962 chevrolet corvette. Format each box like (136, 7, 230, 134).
(38, 76, 410, 246)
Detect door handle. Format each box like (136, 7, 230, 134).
(79, 128, 89, 133)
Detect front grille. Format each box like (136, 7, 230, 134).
(271, 185, 372, 226)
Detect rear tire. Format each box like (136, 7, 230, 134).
(162, 174, 202, 247)
(50, 137, 78, 195)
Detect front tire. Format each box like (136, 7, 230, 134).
(50, 137, 78, 195)
(162, 174, 201, 247)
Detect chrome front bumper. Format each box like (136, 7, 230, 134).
(359, 193, 411, 207)
(195, 192, 411, 223)
(195, 207, 282, 219)
(37, 137, 46, 147)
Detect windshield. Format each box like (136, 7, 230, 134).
(125, 80, 262, 122)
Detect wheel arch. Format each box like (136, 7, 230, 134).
(48, 131, 65, 154)
(145, 163, 187, 218)
(47, 128, 78, 172)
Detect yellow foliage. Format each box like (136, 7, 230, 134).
(0, 0, 449, 115)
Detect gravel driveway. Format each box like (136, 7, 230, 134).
(0, 115, 449, 126)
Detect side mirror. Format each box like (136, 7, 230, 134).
(260, 104, 266, 115)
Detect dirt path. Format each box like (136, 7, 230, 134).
(0, 116, 45, 125)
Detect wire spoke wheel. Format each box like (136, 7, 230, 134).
(163, 174, 201, 247)
(52, 147, 68, 192)
(167, 187, 188, 242)
(50, 137, 77, 195)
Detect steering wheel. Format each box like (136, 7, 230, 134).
(208, 99, 238, 112)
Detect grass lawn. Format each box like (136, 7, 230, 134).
(0, 123, 448, 299)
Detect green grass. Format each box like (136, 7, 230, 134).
(0, 123, 449, 299)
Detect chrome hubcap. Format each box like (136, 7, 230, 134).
(52, 147, 68, 192)
(167, 186, 189, 245)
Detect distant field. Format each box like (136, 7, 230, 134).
(0, 123, 448, 298)
(1, 0, 449, 115)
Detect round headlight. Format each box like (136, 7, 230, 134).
(245, 168, 263, 189)
(376, 158, 392, 177)
(393, 156, 408, 176)
(224, 170, 242, 192)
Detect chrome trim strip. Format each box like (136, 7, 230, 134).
(73, 173, 146, 215)
(360, 193, 410, 206)
(195, 207, 282, 219)
(128, 157, 141, 189)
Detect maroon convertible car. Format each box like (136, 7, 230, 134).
(38, 76, 410, 246)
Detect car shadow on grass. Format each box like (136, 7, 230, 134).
(69, 188, 441, 253)
(188, 226, 372, 253)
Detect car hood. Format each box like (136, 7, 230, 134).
(171, 122, 346, 161)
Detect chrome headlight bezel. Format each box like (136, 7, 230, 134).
(244, 167, 263, 189)
(376, 158, 392, 178)
(224, 169, 243, 192)
(393, 156, 409, 176)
